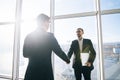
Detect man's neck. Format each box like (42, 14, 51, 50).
(78, 37, 83, 40)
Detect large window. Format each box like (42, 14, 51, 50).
(0, 0, 16, 22)
(0, 25, 14, 76)
(101, 0, 120, 10)
(0, 0, 16, 79)
(0, 0, 120, 80)
(102, 14, 120, 80)
(21, 0, 50, 20)
(55, 0, 95, 15)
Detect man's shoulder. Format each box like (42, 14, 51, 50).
(25, 32, 33, 39)
(72, 39, 78, 43)
(72, 39, 77, 42)
(83, 38, 91, 41)
(26, 31, 37, 38)
(47, 32, 53, 35)
(47, 32, 54, 37)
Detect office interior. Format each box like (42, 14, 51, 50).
(0, 0, 120, 80)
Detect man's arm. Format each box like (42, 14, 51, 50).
(88, 40, 96, 63)
(67, 41, 74, 59)
(50, 34, 70, 63)
(23, 35, 33, 58)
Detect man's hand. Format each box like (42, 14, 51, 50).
(85, 62, 91, 67)
(66, 59, 70, 64)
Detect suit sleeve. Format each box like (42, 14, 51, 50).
(23, 35, 32, 58)
(67, 41, 74, 59)
(51, 34, 70, 63)
(88, 40, 96, 63)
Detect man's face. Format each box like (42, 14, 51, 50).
(76, 29, 84, 38)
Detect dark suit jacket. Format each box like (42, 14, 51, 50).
(68, 39, 96, 70)
(23, 29, 69, 80)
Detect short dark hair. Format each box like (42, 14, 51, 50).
(37, 13, 50, 23)
(77, 28, 84, 32)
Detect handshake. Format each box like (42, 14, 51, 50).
(66, 58, 70, 64)
(65, 56, 70, 64)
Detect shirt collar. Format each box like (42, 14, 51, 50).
(78, 37, 83, 41)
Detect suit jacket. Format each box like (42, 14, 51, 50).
(68, 39, 96, 70)
(23, 29, 69, 80)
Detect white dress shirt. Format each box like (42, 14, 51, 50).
(78, 38, 83, 53)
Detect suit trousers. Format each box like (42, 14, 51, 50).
(74, 66, 91, 80)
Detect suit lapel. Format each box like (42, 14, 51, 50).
(74, 40, 80, 53)
(76, 40, 79, 50)
(82, 39, 86, 52)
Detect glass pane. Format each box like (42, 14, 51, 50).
(101, 0, 120, 10)
(54, 17, 98, 80)
(22, 0, 50, 20)
(0, 24, 14, 76)
(0, 0, 16, 22)
(102, 14, 120, 80)
(55, 0, 95, 15)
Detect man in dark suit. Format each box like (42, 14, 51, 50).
(67, 28, 96, 80)
(23, 13, 70, 80)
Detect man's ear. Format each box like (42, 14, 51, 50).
(82, 31, 84, 34)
